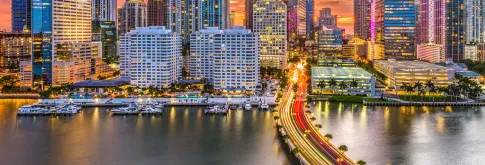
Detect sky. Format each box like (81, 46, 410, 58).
(1, 0, 354, 33)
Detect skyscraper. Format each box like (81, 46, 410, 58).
(190, 27, 224, 83)
(230, 11, 236, 26)
(147, 0, 168, 26)
(92, 0, 117, 22)
(305, 0, 314, 36)
(446, 0, 465, 61)
(464, 0, 483, 43)
(317, 25, 343, 59)
(92, 20, 117, 64)
(32, 0, 94, 87)
(354, 0, 371, 40)
(318, 8, 337, 26)
(12, 0, 31, 32)
(245, 0, 256, 30)
(201, 0, 230, 29)
(383, 0, 415, 59)
(417, 0, 445, 45)
(289, 0, 306, 38)
(253, 0, 288, 69)
(118, 0, 147, 35)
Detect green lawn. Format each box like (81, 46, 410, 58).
(398, 95, 465, 102)
(328, 95, 365, 103)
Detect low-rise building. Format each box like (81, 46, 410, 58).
(374, 59, 455, 89)
(417, 44, 444, 63)
(1, 32, 32, 67)
(311, 67, 376, 96)
(19, 61, 32, 88)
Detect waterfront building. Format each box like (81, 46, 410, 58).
(318, 8, 337, 27)
(12, 0, 31, 32)
(354, 0, 371, 40)
(416, 44, 444, 63)
(253, 0, 288, 69)
(305, 0, 314, 36)
(92, 0, 117, 22)
(311, 67, 376, 96)
(374, 59, 454, 89)
(19, 61, 32, 88)
(119, 26, 181, 88)
(190, 27, 224, 83)
(31, 0, 94, 88)
(317, 25, 343, 59)
(212, 26, 259, 92)
(1, 32, 32, 67)
(92, 20, 117, 64)
(288, 0, 306, 38)
(118, 0, 147, 35)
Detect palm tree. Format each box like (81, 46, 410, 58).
(317, 79, 326, 95)
(338, 81, 348, 95)
(414, 81, 423, 101)
(425, 80, 434, 101)
(429, 87, 437, 102)
(338, 145, 348, 153)
(357, 160, 367, 165)
(400, 83, 408, 101)
(324, 134, 333, 141)
(328, 77, 337, 95)
(350, 78, 359, 94)
(406, 85, 415, 102)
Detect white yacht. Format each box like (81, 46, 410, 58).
(18, 105, 33, 114)
(244, 103, 252, 111)
(260, 103, 269, 110)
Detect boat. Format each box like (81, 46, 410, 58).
(18, 105, 33, 114)
(141, 105, 162, 114)
(260, 103, 269, 110)
(244, 103, 252, 111)
(216, 105, 228, 114)
(111, 103, 139, 115)
(204, 106, 216, 114)
(57, 105, 77, 114)
(237, 104, 243, 110)
(229, 104, 237, 110)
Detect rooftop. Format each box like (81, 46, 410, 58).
(128, 26, 173, 35)
(375, 60, 449, 70)
(456, 71, 481, 77)
(311, 67, 373, 79)
(73, 78, 130, 88)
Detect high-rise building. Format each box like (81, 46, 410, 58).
(417, 44, 444, 63)
(190, 27, 224, 83)
(212, 26, 260, 92)
(305, 0, 314, 36)
(253, 0, 288, 69)
(465, 0, 483, 43)
(245, 0, 256, 30)
(417, 0, 445, 45)
(1, 32, 32, 67)
(289, 0, 306, 38)
(446, 0, 465, 61)
(383, 0, 415, 59)
(318, 8, 337, 26)
(230, 11, 236, 26)
(182, 0, 201, 43)
(147, 0, 168, 27)
(120, 26, 181, 88)
(201, 0, 230, 29)
(92, 0, 117, 22)
(12, 0, 32, 32)
(92, 20, 118, 64)
(118, 0, 147, 35)
(31, 0, 95, 88)
(354, 0, 371, 40)
(317, 25, 343, 59)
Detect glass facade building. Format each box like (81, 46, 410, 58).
(446, 0, 465, 61)
(305, 0, 314, 36)
(383, 0, 415, 59)
(12, 0, 32, 32)
(32, 0, 53, 87)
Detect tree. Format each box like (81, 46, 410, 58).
(126, 86, 134, 97)
(338, 81, 348, 95)
(292, 85, 298, 93)
(425, 79, 435, 98)
(350, 78, 359, 94)
(338, 145, 348, 153)
(357, 160, 367, 165)
(400, 83, 408, 101)
(273, 116, 280, 121)
(324, 134, 333, 140)
(317, 79, 326, 94)
(328, 77, 337, 95)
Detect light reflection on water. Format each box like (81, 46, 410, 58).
(310, 101, 485, 165)
(0, 99, 297, 165)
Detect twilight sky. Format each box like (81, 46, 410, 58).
(1, 0, 354, 33)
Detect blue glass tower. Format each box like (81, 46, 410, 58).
(384, 0, 415, 59)
(32, 0, 53, 87)
(12, 0, 32, 32)
(305, 0, 314, 36)
(201, 0, 229, 29)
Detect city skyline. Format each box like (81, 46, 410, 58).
(1, 0, 355, 33)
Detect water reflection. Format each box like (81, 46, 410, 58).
(0, 99, 297, 165)
(311, 101, 485, 165)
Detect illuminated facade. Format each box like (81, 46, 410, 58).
(354, 0, 371, 40)
(253, 0, 288, 69)
(12, 0, 31, 32)
(446, 0, 465, 61)
(417, 0, 445, 45)
(374, 59, 454, 89)
(190, 27, 223, 83)
(465, 0, 483, 43)
(317, 25, 343, 59)
(464, 45, 478, 61)
(416, 44, 444, 63)
(120, 26, 182, 88)
(92, 20, 117, 64)
(19, 61, 32, 88)
(201, 0, 230, 29)
(245, 0, 257, 30)
(318, 8, 337, 27)
(305, 0, 314, 36)
(118, 0, 147, 35)
(2, 33, 32, 67)
(288, 0, 306, 38)
(147, 0, 167, 27)
(311, 67, 376, 96)
(212, 26, 259, 92)
(92, 0, 117, 22)
(383, 0, 415, 59)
